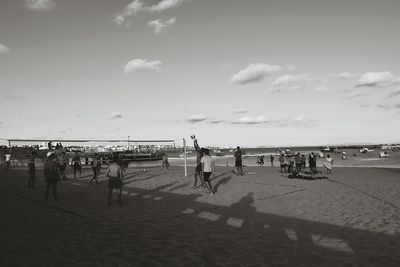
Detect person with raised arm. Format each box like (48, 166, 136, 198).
(191, 135, 204, 189)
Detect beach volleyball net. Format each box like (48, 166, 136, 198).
(3, 138, 178, 166)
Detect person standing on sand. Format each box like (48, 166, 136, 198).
(200, 148, 215, 196)
(192, 135, 204, 188)
(288, 155, 294, 173)
(161, 153, 169, 170)
(279, 153, 286, 173)
(301, 154, 306, 169)
(106, 155, 124, 206)
(27, 151, 36, 188)
(44, 152, 60, 201)
(57, 151, 68, 180)
(234, 146, 244, 176)
(295, 153, 302, 173)
(89, 153, 101, 184)
(72, 151, 81, 180)
(5, 153, 11, 170)
(308, 153, 315, 174)
(324, 154, 333, 175)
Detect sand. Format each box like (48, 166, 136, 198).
(0, 165, 400, 266)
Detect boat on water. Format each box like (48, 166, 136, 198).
(213, 150, 225, 156)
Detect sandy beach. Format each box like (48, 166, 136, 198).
(1, 165, 400, 266)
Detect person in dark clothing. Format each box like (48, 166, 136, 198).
(295, 153, 302, 173)
(270, 155, 274, 166)
(301, 154, 306, 169)
(27, 151, 36, 188)
(106, 155, 124, 206)
(192, 135, 204, 188)
(309, 152, 317, 174)
(71, 151, 81, 180)
(44, 152, 60, 201)
(57, 151, 68, 180)
(234, 146, 244, 176)
(89, 153, 101, 184)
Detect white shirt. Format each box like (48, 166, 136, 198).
(5, 154, 11, 162)
(201, 155, 213, 172)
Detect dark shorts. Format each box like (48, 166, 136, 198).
(296, 163, 302, 168)
(203, 172, 212, 182)
(195, 164, 202, 173)
(235, 160, 242, 167)
(108, 178, 122, 190)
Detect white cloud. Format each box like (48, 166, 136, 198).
(272, 116, 316, 128)
(0, 44, 10, 54)
(232, 116, 269, 124)
(387, 89, 400, 98)
(287, 65, 297, 71)
(271, 74, 312, 88)
(123, 58, 162, 73)
(114, 0, 187, 26)
(110, 112, 123, 119)
(355, 71, 399, 87)
(314, 85, 329, 92)
(208, 118, 225, 124)
(188, 114, 206, 123)
(330, 72, 358, 79)
(148, 18, 176, 34)
(230, 63, 282, 85)
(230, 108, 248, 114)
(23, 0, 55, 11)
(344, 91, 363, 99)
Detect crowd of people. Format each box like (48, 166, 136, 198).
(277, 152, 333, 176)
(24, 149, 125, 205)
(3, 137, 336, 204)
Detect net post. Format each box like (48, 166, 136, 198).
(8, 140, 12, 156)
(183, 138, 187, 177)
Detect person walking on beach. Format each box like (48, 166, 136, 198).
(192, 135, 204, 188)
(301, 154, 306, 169)
(161, 153, 169, 170)
(57, 151, 68, 180)
(295, 153, 302, 173)
(270, 155, 274, 166)
(200, 148, 215, 196)
(309, 152, 317, 174)
(4, 153, 11, 170)
(279, 153, 286, 173)
(288, 155, 294, 173)
(44, 152, 60, 201)
(89, 153, 101, 185)
(324, 154, 333, 175)
(106, 155, 124, 206)
(72, 151, 81, 180)
(27, 151, 36, 188)
(234, 146, 244, 176)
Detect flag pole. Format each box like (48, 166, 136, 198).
(183, 138, 187, 177)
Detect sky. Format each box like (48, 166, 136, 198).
(0, 0, 400, 147)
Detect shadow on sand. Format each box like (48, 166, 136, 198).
(1, 169, 400, 267)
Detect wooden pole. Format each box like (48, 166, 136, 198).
(183, 138, 187, 177)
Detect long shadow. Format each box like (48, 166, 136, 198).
(124, 173, 164, 186)
(167, 182, 190, 192)
(213, 175, 232, 193)
(3, 169, 400, 267)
